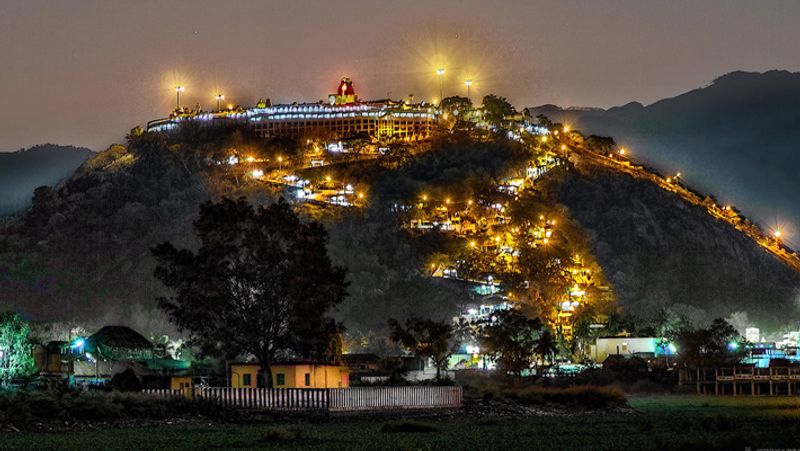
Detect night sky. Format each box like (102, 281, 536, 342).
(2, 0, 799, 151)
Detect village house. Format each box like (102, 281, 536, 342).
(229, 362, 350, 388)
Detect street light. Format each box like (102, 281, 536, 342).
(464, 79, 472, 100)
(175, 86, 185, 110)
(216, 94, 224, 112)
(436, 68, 446, 100)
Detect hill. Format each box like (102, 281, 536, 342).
(0, 145, 94, 216)
(1, 120, 798, 343)
(540, 162, 800, 332)
(528, 70, 800, 243)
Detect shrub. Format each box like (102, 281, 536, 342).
(381, 421, 439, 433)
(0, 390, 213, 428)
(464, 378, 628, 410)
(501, 385, 628, 410)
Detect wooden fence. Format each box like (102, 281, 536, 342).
(141, 386, 462, 412)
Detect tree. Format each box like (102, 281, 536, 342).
(534, 328, 558, 367)
(153, 197, 348, 387)
(0, 311, 36, 387)
(481, 94, 515, 127)
(439, 96, 473, 115)
(676, 317, 741, 366)
(388, 317, 456, 379)
(479, 309, 542, 378)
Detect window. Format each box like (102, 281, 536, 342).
(304, 373, 311, 386)
(242, 374, 252, 386)
(276, 373, 285, 386)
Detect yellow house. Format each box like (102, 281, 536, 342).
(230, 362, 349, 388)
(170, 376, 193, 394)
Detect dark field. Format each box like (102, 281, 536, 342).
(3, 395, 800, 450)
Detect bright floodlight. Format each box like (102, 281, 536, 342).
(464, 79, 472, 87)
(436, 68, 446, 75)
(775, 230, 782, 238)
(176, 86, 185, 92)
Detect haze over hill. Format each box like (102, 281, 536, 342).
(529, 70, 800, 246)
(0, 145, 94, 215)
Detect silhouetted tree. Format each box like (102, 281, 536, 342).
(676, 317, 742, 366)
(153, 197, 348, 387)
(388, 317, 456, 379)
(534, 328, 558, 367)
(481, 94, 516, 127)
(440, 96, 473, 115)
(479, 309, 542, 378)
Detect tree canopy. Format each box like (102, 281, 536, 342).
(153, 197, 348, 386)
(482, 94, 516, 127)
(0, 311, 35, 387)
(388, 317, 456, 379)
(479, 309, 542, 377)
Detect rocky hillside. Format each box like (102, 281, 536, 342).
(529, 70, 800, 238)
(1, 123, 798, 338)
(541, 159, 800, 331)
(0, 144, 94, 215)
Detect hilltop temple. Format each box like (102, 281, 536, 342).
(147, 77, 437, 141)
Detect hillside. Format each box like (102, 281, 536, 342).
(528, 70, 800, 241)
(541, 162, 800, 332)
(0, 145, 94, 216)
(1, 121, 798, 343)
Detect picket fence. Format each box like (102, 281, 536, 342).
(141, 386, 462, 412)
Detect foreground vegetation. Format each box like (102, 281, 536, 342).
(4, 395, 800, 450)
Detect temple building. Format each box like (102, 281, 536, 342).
(147, 77, 437, 141)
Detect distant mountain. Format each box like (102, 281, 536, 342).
(529, 70, 800, 244)
(0, 145, 94, 215)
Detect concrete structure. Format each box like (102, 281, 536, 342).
(590, 337, 658, 363)
(230, 362, 349, 389)
(147, 77, 436, 141)
(680, 360, 800, 396)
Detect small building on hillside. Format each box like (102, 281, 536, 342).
(230, 362, 350, 389)
(591, 337, 659, 363)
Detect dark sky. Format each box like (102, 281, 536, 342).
(1, 0, 799, 151)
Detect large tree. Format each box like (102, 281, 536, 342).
(388, 317, 456, 379)
(481, 94, 516, 128)
(479, 309, 542, 378)
(153, 197, 348, 387)
(0, 311, 35, 387)
(676, 317, 741, 366)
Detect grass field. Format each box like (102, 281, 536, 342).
(3, 395, 800, 450)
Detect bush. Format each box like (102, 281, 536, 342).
(464, 378, 628, 410)
(381, 420, 440, 433)
(0, 390, 212, 428)
(502, 385, 628, 410)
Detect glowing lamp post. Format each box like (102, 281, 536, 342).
(464, 79, 472, 100)
(175, 86, 185, 110)
(216, 94, 224, 112)
(436, 68, 446, 101)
